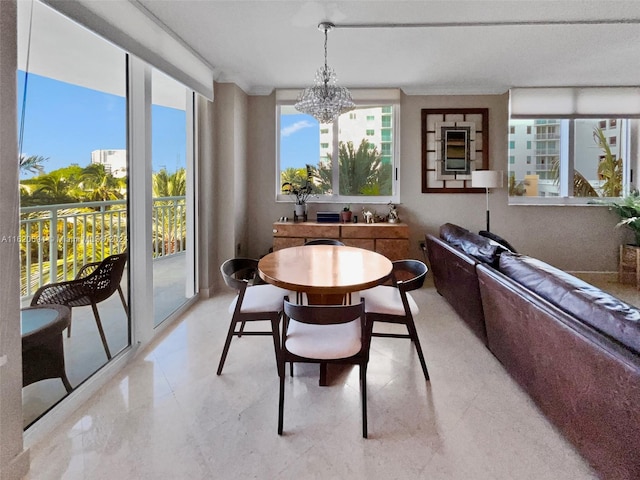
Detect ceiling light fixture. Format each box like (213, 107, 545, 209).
(294, 22, 355, 124)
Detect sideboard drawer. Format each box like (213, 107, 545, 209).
(271, 221, 410, 261)
(272, 222, 340, 238)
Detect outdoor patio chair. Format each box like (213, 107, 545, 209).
(218, 258, 288, 375)
(362, 259, 430, 381)
(30, 252, 129, 360)
(278, 299, 371, 438)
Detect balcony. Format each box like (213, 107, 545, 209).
(20, 197, 190, 428)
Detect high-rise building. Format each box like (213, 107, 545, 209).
(91, 149, 127, 178)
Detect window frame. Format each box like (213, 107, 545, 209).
(275, 99, 401, 205)
(508, 117, 635, 205)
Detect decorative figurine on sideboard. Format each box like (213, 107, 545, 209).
(387, 202, 399, 223)
(362, 208, 375, 224)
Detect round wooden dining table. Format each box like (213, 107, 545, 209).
(258, 245, 393, 305)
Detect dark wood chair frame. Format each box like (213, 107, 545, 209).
(217, 258, 284, 376)
(30, 252, 129, 361)
(303, 239, 345, 246)
(365, 259, 430, 381)
(279, 299, 372, 438)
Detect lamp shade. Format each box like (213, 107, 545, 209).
(472, 170, 503, 189)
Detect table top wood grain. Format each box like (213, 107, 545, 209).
(258, 245, 393, 304)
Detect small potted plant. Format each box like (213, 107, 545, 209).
(341, 205, 352, 223)
(608, 191, 640, 246)
(607, 190, 640, 284)
(282, 180, 315, 219)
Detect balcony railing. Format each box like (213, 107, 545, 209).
(19, 197, 185, 298)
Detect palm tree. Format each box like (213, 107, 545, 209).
(311, 139, 391, 196)
(19, 154, 47, 175)
(79, 163, 124, 201)
(550, 158, 599, 197)
(152, 168, 186, 197)
(593, 127, 623, 197)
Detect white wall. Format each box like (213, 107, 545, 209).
(246, 91, 624, 272)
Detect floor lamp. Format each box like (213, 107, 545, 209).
(471, 170, 503, 232)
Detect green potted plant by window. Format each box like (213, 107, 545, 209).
(607, 190, 640, 284)
(608, 191, 640, 246)
(341, 205, 352, 223)
(281, 179, 315, 219)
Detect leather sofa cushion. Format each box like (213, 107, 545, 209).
(499, 253, 640, 354)
(440, 223, 506, 267)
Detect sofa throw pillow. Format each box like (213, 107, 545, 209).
(499, 253, 640, 355)
(439, 223, 506, 267)
(478, 230, 517, 253)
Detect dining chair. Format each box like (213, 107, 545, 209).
(278, 298, 371, 438)
(218, 258, 288, 375)
(303, 239, 345, 246)
(362, 259, 430, 381)
(30, 252, 129, 360)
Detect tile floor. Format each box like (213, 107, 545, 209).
(25, 278, 600, 480)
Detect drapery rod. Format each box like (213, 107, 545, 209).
(331, 19, 640, 29)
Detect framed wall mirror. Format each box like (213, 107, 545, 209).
(422, 108, 489, 193)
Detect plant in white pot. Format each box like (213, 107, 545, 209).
(281, 179, 315, 218)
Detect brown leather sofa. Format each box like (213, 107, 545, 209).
(478, 254, 640, 480)
(427, 223, 640, 479)
(425, 223, 508, 345)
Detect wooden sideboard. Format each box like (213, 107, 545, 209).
(272, 221, 410, 261)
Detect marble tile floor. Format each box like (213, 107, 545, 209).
(24, 277, 602, 480)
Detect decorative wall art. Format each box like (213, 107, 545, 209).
(421, 108, 489, 193)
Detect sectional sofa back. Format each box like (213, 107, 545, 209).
(439, 223, 507, 268)
(499, 253, 640, 355)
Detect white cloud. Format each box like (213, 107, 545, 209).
(281, 120, 314, 137)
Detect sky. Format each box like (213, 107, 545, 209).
(17, 72, 186, 178)
(279, 112, 320, 171)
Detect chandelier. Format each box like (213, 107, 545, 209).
(294, 22, 355, 124)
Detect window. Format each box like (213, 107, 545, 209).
(509, 140, 515, 149)
(508, 118, 631, 202)
(509, 126, 515, 134)
(509, 156, 515, 164)
(278, 104, 398, 203)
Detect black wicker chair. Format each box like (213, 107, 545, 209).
(30, 252, 129, 360)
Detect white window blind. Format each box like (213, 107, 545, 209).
(42, 0, 214, 100)
(510, 87, 640, 118)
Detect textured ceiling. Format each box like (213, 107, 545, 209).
(137, 0, 640, 95)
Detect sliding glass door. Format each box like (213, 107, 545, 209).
(18, 0, 129, 428)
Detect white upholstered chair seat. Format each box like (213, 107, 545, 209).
(363, 285, 419, 316)
(229, 284, 288, 313)
(285, 318, 362, 360)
